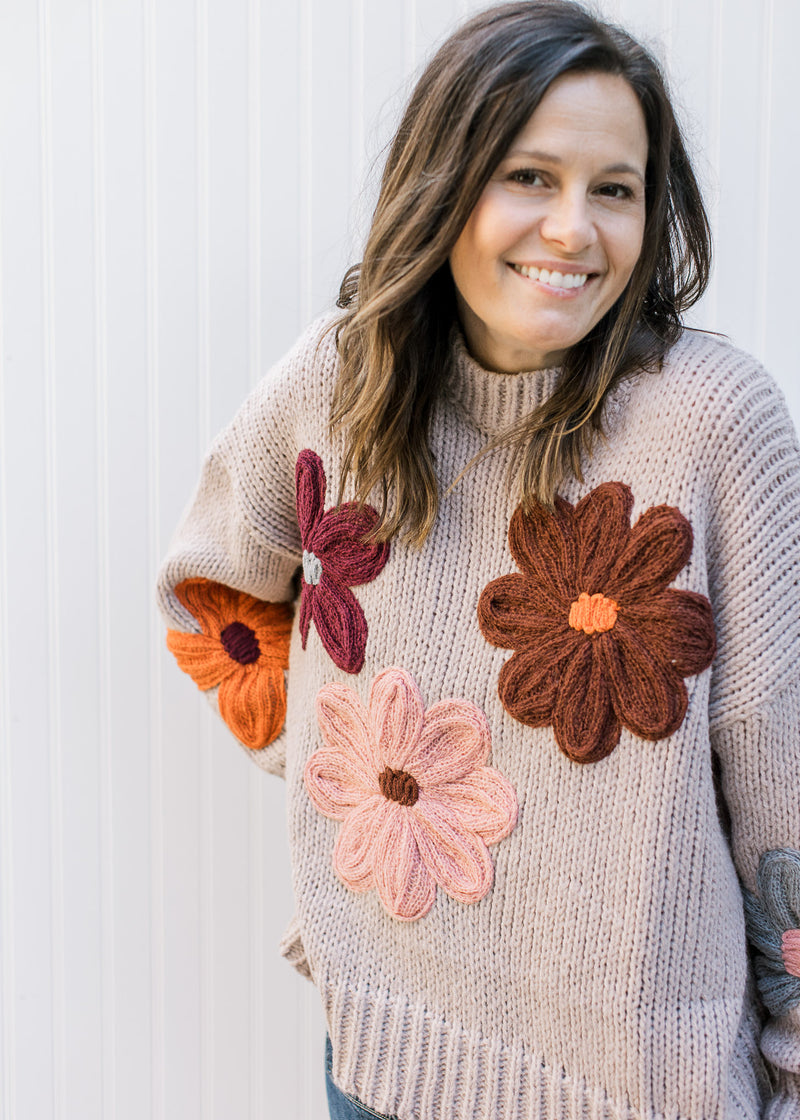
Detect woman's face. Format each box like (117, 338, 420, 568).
(449, 71, 648, 373)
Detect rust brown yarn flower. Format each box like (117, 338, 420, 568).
(478, 482, 716, 764)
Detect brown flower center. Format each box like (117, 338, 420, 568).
(568, 592, 619, 635)
(378, 766, 420, 807)
(220, 621, 261, 664)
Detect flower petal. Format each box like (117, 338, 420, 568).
(573, 482, 633, 590)
(332, 796, 388, 892)
(410, 806, 495, 905)
(316, 681, 380, 778)
(782, 930, 800, 979)
(497, 628, 580, 727)
(295, 449, 326, 540)
(758, 849, 800, 932)
(552, 640, 622, 762)
(304, 747, 377, 819)
(240, 600, 294, 667)
(478, 572, 562, 649)
(311, 576, 368, 673)
(299, 585, 312, 647)
(622, 589, 716, 677)
(368, 667, 425, 769)
(422, 769, 518, 844)
(166, 630, 237, 690)
(372, 804, 437, 920)
(174, 577, 240, 638)
(217, 663, 287, 749)
(600, 624, 687, 739)
(312, 504, 390, 586)
(508, 499, 577, 601)
(605, 505, 693, 602)
(407, 699, 491, 785)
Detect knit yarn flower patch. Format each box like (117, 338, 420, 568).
(296, 449, 389, 674)
(744, 848, 800, 1017)
(304, 667, 518, 921)
(478, 482, 716, 764)
(166, 577, 293, 750)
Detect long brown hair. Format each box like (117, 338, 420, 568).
(332, 0, 711, 546)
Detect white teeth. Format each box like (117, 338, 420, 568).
(512, 263, 588, 289)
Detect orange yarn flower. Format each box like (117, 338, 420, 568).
(167, 578, 293, 750)
(478, 482, 716, 764)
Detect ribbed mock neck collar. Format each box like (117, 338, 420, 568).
(446, 329, 562, 436)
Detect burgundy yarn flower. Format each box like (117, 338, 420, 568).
(305, 667, 518, 921)
(478, 482, 716, 764)
(295, 449, 389, 674)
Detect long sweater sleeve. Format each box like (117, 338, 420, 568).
(705, 359, 800, 1116)
(156, 319, 337, 775)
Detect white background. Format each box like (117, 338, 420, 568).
(1, 1, 798, 1118)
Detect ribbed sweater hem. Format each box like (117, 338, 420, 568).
(324, 977, 680, 1120)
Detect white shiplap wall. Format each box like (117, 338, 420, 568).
(1, 2, 797, 1119)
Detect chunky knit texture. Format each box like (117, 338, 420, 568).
(158, 317, 800, 1120)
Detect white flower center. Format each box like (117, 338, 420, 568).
(302, 549, 322, 586)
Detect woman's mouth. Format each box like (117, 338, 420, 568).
(509, 263, 590, 290)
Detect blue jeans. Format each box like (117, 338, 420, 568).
(325, 1036, 397, 1120)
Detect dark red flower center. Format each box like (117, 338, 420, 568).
(568, 591, 618, 635)
(220, 621, 261, 665)
(378, 767, 419, 807)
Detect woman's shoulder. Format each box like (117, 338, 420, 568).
(210, 311, 342, 450)
(251, 311, 342, 407)
(659, 328, 783, 411)
(624, 328, 793, 452)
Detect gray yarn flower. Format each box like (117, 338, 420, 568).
(743, 848, 800, 1017)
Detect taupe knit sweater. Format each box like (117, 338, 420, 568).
(158, 316, 800, 1120)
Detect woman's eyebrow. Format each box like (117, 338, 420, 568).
(503, 149, 645, 182)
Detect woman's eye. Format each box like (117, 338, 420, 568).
(508, 169, 545, 187)
(595, 182, 634, 200)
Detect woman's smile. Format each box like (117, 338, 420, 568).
(449, 70, 648, 373)
(508, 262, 591, 292)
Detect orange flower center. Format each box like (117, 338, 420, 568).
(220, 621, 261, 665)
(378, 766, 420, 807)
(568, 592, 619, 635)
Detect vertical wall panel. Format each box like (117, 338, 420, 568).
(763, 0, 799, 403)
(2, 2, 799, 1119)
(143, 0, 166, 1116)
(48, 2, 105, 1116)
(1, 4, 57, 1118)
(101, 0, 154, 1115)
(708, 0, 764, 351)
(308, 3, 356, 316)
(89, 0, 116, 1112)
(0, 189, 14, 1120)
(152, 0, 205, 1099)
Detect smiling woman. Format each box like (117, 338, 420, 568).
(157, 3, 800, 1119)
(449, 71, 648, 373)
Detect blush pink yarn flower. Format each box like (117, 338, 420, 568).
(295, 449, 389, 674)
(304, 667, 519, 921)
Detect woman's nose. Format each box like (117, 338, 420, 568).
(539, 190, 596, 254)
